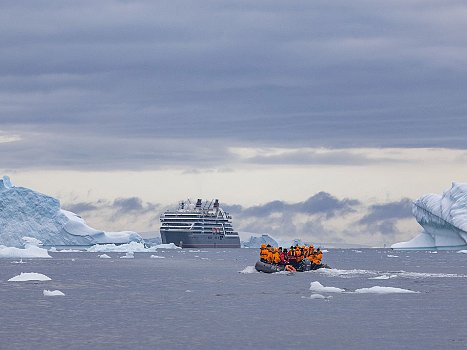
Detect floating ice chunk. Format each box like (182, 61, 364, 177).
(150, 255, 165, 259)
(321, 249, 329, 253)
(43, 289, 65, 296)
(0, 245, 51, 258)
(120, 252, 134, 259)
(301, 293, 332, 300)
(457, 250, 467, 254)
(309, 281, 345, 293)
(185, 290, 192, 293)
(239, 266, 258, 274)
(98, 254, 111, 259)
(397, 271, 465, 278)
(387, 255, 399, 258)
(354, 286, 419, 294)
(154, 243, 181, 250)
(8, 272, 51, 282)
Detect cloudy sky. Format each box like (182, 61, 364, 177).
(1, 1, 467, 246)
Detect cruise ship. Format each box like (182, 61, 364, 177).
(160, 199, 241, 248)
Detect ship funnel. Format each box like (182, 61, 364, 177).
(196, 199, 202, 208)
(214, 199, 219, 208)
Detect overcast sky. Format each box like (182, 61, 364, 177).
(1, 1, 467, 245)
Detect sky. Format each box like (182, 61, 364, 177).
(1, 1, 467, 246)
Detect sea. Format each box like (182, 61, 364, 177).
(1, 248, 466, 350)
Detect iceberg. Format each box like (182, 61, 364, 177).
(392, 182, 467, 250)
(0, 176, 142, 248)
(241, 234, 278, 248)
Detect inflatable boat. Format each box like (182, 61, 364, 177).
(254, 259, 330, 273)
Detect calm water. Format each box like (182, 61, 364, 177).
(0, 249, 466, 350)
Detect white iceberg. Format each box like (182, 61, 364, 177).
(0, 176, 142, 247)
(241, 234, 278, 248)
(0, 237, 52, 258)
(392, 182, 467, 250)
(43, 289, 65, 296)
(98, 254, 111, 259)
(457, 250, 467, 254)
(8, 272, 51, 282)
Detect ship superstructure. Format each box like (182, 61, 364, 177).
(160, 199, 241, 248)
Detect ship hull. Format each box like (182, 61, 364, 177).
(161, 231, 241, 248)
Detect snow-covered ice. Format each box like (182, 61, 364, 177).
(242, 234, 278, 248)
(0, 176, 142, 247)
(0, 237, 52, 258)
(354, 286, 419, 294)
(43, 290, 65, 297)
(392, 182, 467, 250)
(8, 272, 51, 282)
(457, 250, 467, 254)
(99, 254, 111, 259)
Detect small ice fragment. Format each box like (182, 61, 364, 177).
(150, 255, 165, 259)
(99, 254, 111, 259)
(120, 252, 134, 259)
(387, 255, 398, 258)
(456, 250, 467, 254)
(43, 289, 65, 296)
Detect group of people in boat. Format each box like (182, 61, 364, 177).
(259, 243, 323, 270)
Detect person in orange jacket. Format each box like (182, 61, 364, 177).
(260, 244, 268, 262)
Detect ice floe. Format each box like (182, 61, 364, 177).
(150, 255, 165, 259)
(387, 255, 399, 258)
(8, 272, 51, 282)
(354, 286, 419, 294)
(98, 254, 111, 259)
(457, 250, 467, 254)
(43, 289, 65, 296)
(0, 244, 51, 259)
(120, 252, 134, 259)
(309, 281, 345, 293)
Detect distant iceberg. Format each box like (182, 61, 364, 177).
(241, 234, 278, 248)
(392, 182, 467, 250)
(0, 176, 142, 248)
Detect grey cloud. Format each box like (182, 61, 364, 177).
(1, 1, 467, 169)
(226, 192, 360, 219)
(358, 198, 413, 225)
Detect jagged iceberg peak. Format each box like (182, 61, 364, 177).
(0, 175, 14, 191)
(0, 176, 142, 248)
(392, 182, 467, 250)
